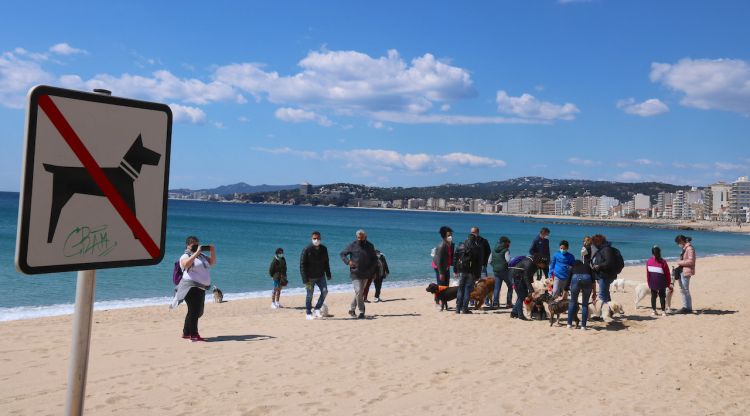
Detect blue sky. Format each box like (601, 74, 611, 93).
(1, 0, 749, 191)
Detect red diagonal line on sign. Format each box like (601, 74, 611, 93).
(38, 94, 160, 259)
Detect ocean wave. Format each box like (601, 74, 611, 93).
(0, 278, 433, 322)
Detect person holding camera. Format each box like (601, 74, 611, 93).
(174, 235, 216, 342)
(268, 247, 287, 309)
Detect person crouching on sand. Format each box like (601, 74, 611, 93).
(300, 231, 331, 320)
(340, 229, 378, 319)
(269, 247, 287, 309)
(510, 254, 547, 320)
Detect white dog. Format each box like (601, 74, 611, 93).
(611, 278, 627, 293)
(590, 299, 625, 321)
(634, 283, 673, 310)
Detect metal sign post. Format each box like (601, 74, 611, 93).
(65, 270, 96, 416)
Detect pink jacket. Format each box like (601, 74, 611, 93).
(677, 242, 696, 277)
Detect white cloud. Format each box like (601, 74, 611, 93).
(369, 111, 542, 125)
(49, 43, 87, 56)
(634, 158, 656, 165)
(0, 50, 54, 108)
(617, 98, 669, 117)
(650, 58, 750, 115)
(496, 90, 579, 120)
(274, 107, 333, 126)
(440, 103, 451, 111)
(368, 120, 393, 131)
(567, 157, 601, 166)
(59, 70, 245, 105)
(169, 103, 206, 124)
(253, 147, 506, 174)
(715, 162, 744, 171)
(616, 171, 642, 181)
(672, 161, 709, 170)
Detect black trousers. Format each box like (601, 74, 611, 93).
(373, 276, 383, 298)
(183, 287, 205, 336)
(651, 288, 666, 311)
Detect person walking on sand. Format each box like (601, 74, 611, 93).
(454, 232, 482, 314)
(363, 249, 390, 303)
(549, 240, 575, 300)
(300, 231, 332, 320)
(529, 227, 551, 279)
(340, 229, 378, 319)
(171, 235, 216, 342)
(490, 236, 512, 308)
(432, 226, 454, 305)
(646, 246, 671, 316)
(268, 247, 287, 309)
(674, 235, 696, 314)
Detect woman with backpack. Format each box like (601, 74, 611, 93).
(646, 246, 671, 316)
(269, 247, 288, 309)
(674, 235, 696, 314)
(173, 235, 216, 342)
(590, 234, 623, 323)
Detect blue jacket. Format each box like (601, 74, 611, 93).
(549, 251, 576, 280)
(529, 235, 550, 260)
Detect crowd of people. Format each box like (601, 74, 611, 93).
(169, 226, 696, 341)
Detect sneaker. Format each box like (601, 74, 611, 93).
(374, 297, 382, 303)
(190, 334, 205, 342)
(363, 299, 370, 303)
(580, 326, 588, 331)
(567, 324, 573, 329)
(313, 309, 322, 318)
(276, 303, 283, 308)
(349, 310, 357, 318)
(462, 309, 473, 314)
(661, 310, 669, 316)
(271, 302, 278, 309)
(510, 312, 517, 319)
(651, 310, 659, 317)
(181, 334, 191, 339)
(357, 313, 365, 319)
(306, 314, 315, 320)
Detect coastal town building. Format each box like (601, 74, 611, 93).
(299, 182, 313, 195)
(730, 176, 750, 222)
(706, 182, 731, 220)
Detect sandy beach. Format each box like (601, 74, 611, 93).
(1, 255, 748, 415)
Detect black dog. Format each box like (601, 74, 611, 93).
(426, 283, 458, 311)
(43, 134, 161, 243)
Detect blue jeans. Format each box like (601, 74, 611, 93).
(512, 276, 529, 316)
(481, 265, 488, 277)
(492, 270, 512, 307)
(597, 274, 614, 302)
(456, 273, 476, 312)
(678, 274, 692, 310)
(305, 278, 328, 314)
(568, 274, 592, 327)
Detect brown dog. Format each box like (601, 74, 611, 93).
(470, 277, 495, 309)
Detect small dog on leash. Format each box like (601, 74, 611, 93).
(590, 299, 624, 320)
(426, 283, 458, 311)
(212, 286, 224, 303)
(470, 277, 495, 309)
(543, 295, 580, 327)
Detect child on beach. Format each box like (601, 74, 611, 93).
(646, 246, 671, 316)
(268, 247, 287, 309)
(549, 240, 575, 300)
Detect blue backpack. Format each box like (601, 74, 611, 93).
(172, 261, 183, 285)
(508, 255, 527, 268)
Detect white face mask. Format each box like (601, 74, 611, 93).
(446, 236, 453, 243)
(277, 253, 284, 259)
(560, 249, 567, 253)
(312, 238, 321, 246)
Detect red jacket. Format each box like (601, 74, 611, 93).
(646, 257, 671, 290)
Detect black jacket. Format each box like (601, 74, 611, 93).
(456, 235, 482, 277)
(269, 256, 287, 279)
(299, 244, 331, 283)
(511, 257, 539, 287)
(477, 235, 491, 266)
(529, 235, 550, 260)
(340, 240, 378, 280)
(592, 244, 617, 279)
(434, 240, 454, 278)
(376, 254, 390, 278)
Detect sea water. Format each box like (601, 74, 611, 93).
(1, 191, 748, 321)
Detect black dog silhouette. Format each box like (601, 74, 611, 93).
(43, 134, 161, 243)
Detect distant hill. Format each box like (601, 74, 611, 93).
(169, 182, 298, 196)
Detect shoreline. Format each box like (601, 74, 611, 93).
(169, 198, 750, 235)
(3, 252, 748, 323)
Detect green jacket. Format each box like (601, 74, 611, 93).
(490, 243, 509, 274)
(269, 256, 287, 280)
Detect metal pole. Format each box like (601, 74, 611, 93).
(65, 269, 96, 416)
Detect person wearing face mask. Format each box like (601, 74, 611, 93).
(268, 247, 287, 309)
(581, 236, 593, 266)
(171, 235, 216, 342)
(674, 235, 696, 314)
(529, 227, 551, 279)
(490, 236, 512, 308)
(340, 229, 378, 319)
(590, 234, 618, 322)
(549, 240, 575, 300)
(300, 231, 331, 320)
(432, 226, 454, 305)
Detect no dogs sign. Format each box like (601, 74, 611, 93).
(15, 86, 172, 274)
